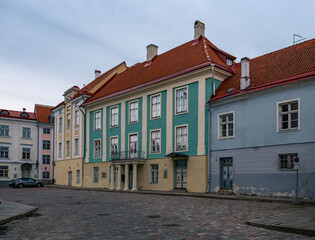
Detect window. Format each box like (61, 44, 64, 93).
(20, 112, 29, 117)
(22, 148, 31, 160)
(151, 95, 161, 118)
(75, 102, 79, 107)
(94, 111, 101, 130)
(43, 128, 50, 134)
(59, 117, 63, 132)
(66, 140, 70, 156)
(0, 147, 9, 158)
(0, 125, 9, 137)
(42, 171, 50, 179)
(218, 112, 234, 139)
(58, 142, 62, 158)
(110, 107, 119, 127)
(150, 164, 158, 183)
(151, 130, 161, 153)
(226, 58, 233, 66)
(94, 139, 101, 159)
(278, 154, 298, 169)
(66, 113, 71, 129)
(74, 138, 79, 156)
(176, 87, 187, 114)
(22, 127, 31, 138)
(176, 126, 187, 151)
(93, 167, 99, 183)
(75, 110, 79, 126)
(0, 110, 9, 115)
(42, 155, 50, 164)
(0, 166, 8, 177)
(67, 106, 71, 111)
(130, 101, 138, 123)
(76, 170, 80, 183)
(278, 100, 299, 131)
(129, 134, 138, 158)
(42, 140, 51, 150)
(110, 137, 118, 158)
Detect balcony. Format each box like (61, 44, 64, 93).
(111, 151, 146, 162)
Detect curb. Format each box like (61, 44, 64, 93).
(0, 203, 38, 226)
(246, 221, 315, 237)
(46, 185, 315, 205)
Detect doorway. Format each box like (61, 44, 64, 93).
(174, 159, 187, 189)
(21, 164, 32, 178)
(220, 157, 233, 190)
(68, 171, 72, 186)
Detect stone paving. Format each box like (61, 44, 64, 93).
(0, 187, 312, 239)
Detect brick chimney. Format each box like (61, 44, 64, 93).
(95, 70, 101, 79)
(240, 57, 250, 90)
(23, 108, 26, 112)
(194, 20, 205, 40)
(146, 44, 158, 61)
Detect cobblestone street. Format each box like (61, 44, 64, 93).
(0, 187, 310, 239)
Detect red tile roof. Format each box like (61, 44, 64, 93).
(84, 36, 236, 104)
(0, 109, 36, 120)
(35, 104, 53, 124)
(211, 39, 315, 102)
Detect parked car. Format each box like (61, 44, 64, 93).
(12, 178, 44, 188)
(8, 179, 16, 187)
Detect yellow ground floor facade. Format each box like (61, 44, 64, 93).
(54, 158, 83, 187)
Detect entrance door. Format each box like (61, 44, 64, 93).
(68, 171, 72, 186)
(220, 158, 233, 190)
(129, 134, 138, 159)
(128, 165, 133, 189)
(174, 159, 187, 189)
(21, 164, 31, 178)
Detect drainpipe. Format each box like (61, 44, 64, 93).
(36, 123, 39, 180)
(79, 94, 86, 187)
(52, 120, 55, 184)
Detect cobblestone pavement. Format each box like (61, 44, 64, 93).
(0, 187, 311, 239)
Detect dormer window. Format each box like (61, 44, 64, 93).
(0, 110, 9, 115)
(226, 58, 232, 66)
(20, 112, 29, 117)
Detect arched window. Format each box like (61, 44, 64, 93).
(0, 110, 9, 115)
(20, 112, 29, 117)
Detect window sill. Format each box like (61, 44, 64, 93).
(278, 169, 296, 171)
(150, 116, 161, 120)
(150, 182, 158, 184)
(0, 136, 10, 138)
(277, 128, 300, 133)
(175, 111, 188, 116)
(21, 137, 32, 140)
(218, 136, 235, 140)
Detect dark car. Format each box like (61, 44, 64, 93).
(12, 178, 43, 188)
(8, 179, 16, 187)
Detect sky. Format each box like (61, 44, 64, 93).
(1, 0, 314, 112)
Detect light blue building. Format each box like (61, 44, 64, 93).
(208, 39, 315, 198)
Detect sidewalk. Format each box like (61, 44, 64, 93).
(0, 200, 38, 225)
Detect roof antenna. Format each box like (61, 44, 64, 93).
(293, 34, 306, 45)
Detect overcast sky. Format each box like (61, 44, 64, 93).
(1, 0, 314, 112)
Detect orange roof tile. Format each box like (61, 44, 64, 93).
(85, 36, 236, 104)
(0, 109, 36, 120)
(211, 39, 315, 101)
(35, 104, 53, 124)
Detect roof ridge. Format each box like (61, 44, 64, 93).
(251, 38, 315, 61)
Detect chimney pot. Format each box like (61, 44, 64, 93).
(23, 108, 26, 112)
(194, 20, 205, 40)
(94, 70, 101, 79)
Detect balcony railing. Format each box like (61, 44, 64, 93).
(111, 151, 146, 161)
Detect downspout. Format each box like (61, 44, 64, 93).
(36, 123, 39, 180)
(207, 63, 215, 193)
(52, 119, 55, 184)
(79, 94, 86, 187)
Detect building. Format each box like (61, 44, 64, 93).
(81, 21, 236, 192)
(34, 104, 54, 183)
(51, 62, 127, 186)
(0, 108, 38, 185)
(208, 39, 315, 198)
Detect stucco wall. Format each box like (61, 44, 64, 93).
(54, 159, 82, 187)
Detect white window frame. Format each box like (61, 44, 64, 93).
(42, 140, 51, 150)
(66, 140, 70, 157)
(94, 110, 101, 130)
(175, 86, 188, 115)
(67, 105, 71, 111)
(0, 146, 9, 159)
(42, 154, 50, 164)
(150, 164, 159, 183)
(58, 142, 62, 159)
(74, 110, 80, 126)
(22, 147, 31, 160)
(277, 98, 300, 132)
(43, 128, 50, 134)
(175, 125, 188, 152)
(0, 166, 9, 177)
(59, 116, 63, 132)
(66, 113, 71, 129)
(218, 111, 235, 139)
(128, 133, 138, 159)
(42, 171, 50, 179)
(22, 127, 31, 138)
(129, 100, 139, 123)
(110, 106, 119, 128)
(0, 125, 10, 137)
(74, 138, 79, 156)
(150, 94, 161, 119)
(150, 129, 161, 154)
(278, 153, 298, 170)
(94, 139, 101, 159)
(110, 136, 119, 158)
